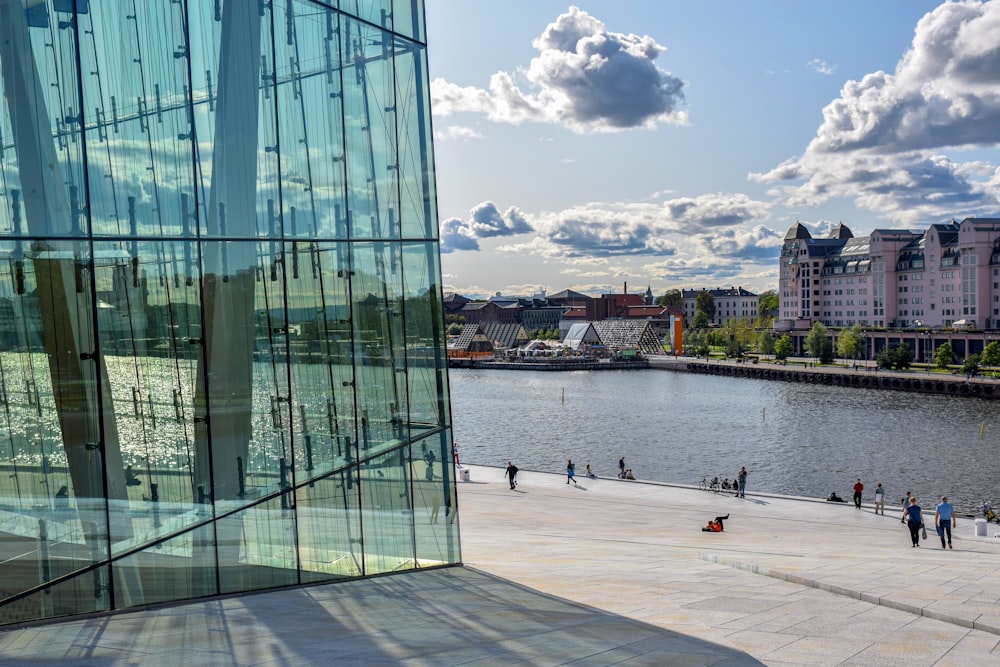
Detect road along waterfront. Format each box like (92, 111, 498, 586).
(448, 366, 1000, 514)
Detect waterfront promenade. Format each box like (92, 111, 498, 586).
(1, 466, 999, 665)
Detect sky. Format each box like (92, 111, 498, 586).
(424, 0, 1000, 299)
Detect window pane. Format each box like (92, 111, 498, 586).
(360, 448, 413, 574)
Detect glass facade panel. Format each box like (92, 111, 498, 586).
(412, 431, 459, 566)
(342, 20, 400, 240)
(402, 243, 449, 439)
(360, 448, 413, 574)
(0, 0, 455, 626)
(296, 467, 363, 582)
(395, 43, 437, 240)
(111, 523, 218, 609)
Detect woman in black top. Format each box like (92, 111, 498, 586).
(902, 497, 923, 547)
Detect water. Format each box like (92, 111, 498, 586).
(447, 368, 999, 513)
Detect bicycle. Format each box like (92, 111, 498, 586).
(698, 476, 709, 491)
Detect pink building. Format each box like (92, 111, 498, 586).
(777, 218, 1000, 331)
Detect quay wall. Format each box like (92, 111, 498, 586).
(454, 359, 650, 371)
(647, 356, 1000, 400)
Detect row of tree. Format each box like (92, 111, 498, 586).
(656, 288, 780, 331)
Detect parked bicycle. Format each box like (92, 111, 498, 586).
(700, 475, 737, 493)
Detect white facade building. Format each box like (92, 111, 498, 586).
(681, 287, 759, 326)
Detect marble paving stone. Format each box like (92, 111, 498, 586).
(4, 467, 1000, 665)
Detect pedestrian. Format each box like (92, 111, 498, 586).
(618, 456, 626, 479)
(504, 461, 518, 490)
(424, 449, 435, 481)
(567, 459, 577, 486)
(54, 485, 70, 511)
(902, 496, 923, 547)
(935, 496, 956, 549)
(901, 491, 912, 518)
(874, 482, 885, 515)
(852, 478, 864, 510)
(737, 466, 747, 498)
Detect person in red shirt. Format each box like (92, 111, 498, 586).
(853, 479, 864, 510)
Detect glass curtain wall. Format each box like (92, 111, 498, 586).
(0, 0, 457, 625)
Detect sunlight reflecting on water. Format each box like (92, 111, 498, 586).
(449, 368, 998, 512)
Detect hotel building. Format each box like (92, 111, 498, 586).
(0, 0, 457, 625)
(777, 218, 1000, 332)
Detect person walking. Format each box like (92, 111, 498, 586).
(902, 496, 923, 547)
(935, 496, 956, 549)
(901, 491, 912, 519)
(567, 459, 578, 486)
(737, 466, 747, 498)
(852, 478, 864, 510)
(618, 456, 626, 479)
(874, 482, 885, 515)
(504, 461, 518, 490)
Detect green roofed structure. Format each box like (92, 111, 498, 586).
(0, 0, 458, 625)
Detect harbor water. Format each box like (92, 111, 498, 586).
(448, 368, 999, 514)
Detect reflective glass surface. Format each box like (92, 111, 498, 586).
(0, 0, 455, 626)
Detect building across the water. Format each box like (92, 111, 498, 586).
(778, 218, 1000, 331)
(681, 287, 760, 326)
(0, 0, 457, 626)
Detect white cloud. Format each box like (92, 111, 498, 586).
(807, 59, 836, 76)
(440, 201, 533, 253)
(490, 193, 775, 266)
(430, 6, 687, 133)
(433, 125, 484, 140)
(752, 1, 1000, 223)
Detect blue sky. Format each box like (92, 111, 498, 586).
(424, 1, 1000, 298)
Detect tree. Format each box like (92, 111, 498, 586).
(804, 322, 833, 363)
(756, 289, 779, 328)
(758, 289, 778, 318)
(892, 343, 914, 370)
(695, 290, 716, 323)
(446, 322, 464, 337)
(720, 316, 754, 352)
(757, 330, 776, 356)
(774, 335, 793, 360)
(689, 311, 709, 329)
(981, 341, 1000, 367)
(725, 337, 743, 358)
(658, 289, 683, 308)
(935, 342, 954, 369)
(684, 330, 710, 357)
(878, 343, 914, 370)
(963, 353, 981, 377)
(836, 325, 863, 361)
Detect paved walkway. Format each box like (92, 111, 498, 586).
(1, 466, 1000, 665)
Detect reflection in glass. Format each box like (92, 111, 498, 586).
(0, 0, 455, 626)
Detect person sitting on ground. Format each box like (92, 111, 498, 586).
(702, 514, 729, 532)
(585, 464, 596, 478)
(624, 468, 636, 480)
(827, 492, 845, 502)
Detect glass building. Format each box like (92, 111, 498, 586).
(0, 0, 458, 625)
